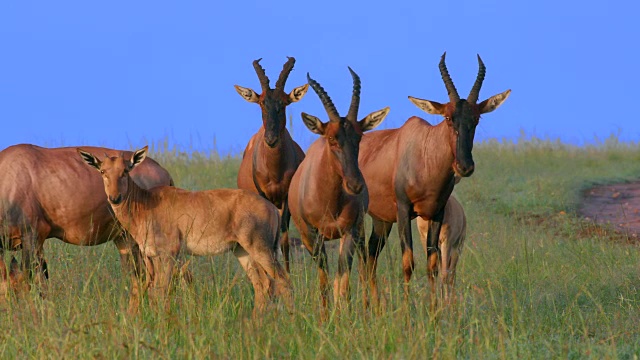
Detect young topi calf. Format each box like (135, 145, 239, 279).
(78, 146, 292, 314)
(416, 195, 466, 304)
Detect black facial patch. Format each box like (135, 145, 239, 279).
(327, 118, 366, 194)
(451, 100, 478, 129)
(261, 90, 288, 145)
(339, 119, 362, 139)
(451, 100, 477, 176)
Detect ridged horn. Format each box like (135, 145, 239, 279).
(346, 67, 361, 122)
(439, 52, 460, 103)
(307, 73, 340, 122)
(252, 58, 270, 92)
(467, 54, 486, 104)
(275, 57, 295, 90)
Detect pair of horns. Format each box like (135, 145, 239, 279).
(439, 52, 486, 104)
(306, 67, 361, 122)
(252, 57, 296, 92)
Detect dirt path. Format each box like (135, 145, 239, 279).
(579, 180, 640, 239)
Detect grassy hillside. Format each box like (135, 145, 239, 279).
(1, 137, 639, 359)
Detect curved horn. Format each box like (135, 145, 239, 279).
(439, 52, 460, 103)
(467, 54, 486, 104)
(307, 72, 340, 122)
(346, 67, 361, 122)
(252, 58, 270, 92)
(275, 57, 295, 90)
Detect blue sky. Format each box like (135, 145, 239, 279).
(1, 1, 638, 154)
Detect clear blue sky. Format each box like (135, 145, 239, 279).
(1, 1, 638, 154)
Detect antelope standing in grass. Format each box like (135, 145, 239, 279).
(0, 144, 173, 311)
(78, 146, 292, 314)
(417, 194, 466, 303)
(358, 52, 510, 305)
(288, 68, 389, 310)
(235, 57, 308, 273)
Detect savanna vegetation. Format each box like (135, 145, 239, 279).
(1, 135, 639, 359)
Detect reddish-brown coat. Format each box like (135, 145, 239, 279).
(288, 68, 389, 311)
(0, 144, 172, 311)
(235, 57, 308, 272)
(358, 53, 510, 306)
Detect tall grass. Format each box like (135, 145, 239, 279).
(1, 137, 640, 358)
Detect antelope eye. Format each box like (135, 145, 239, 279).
(100, 170, 105, 175)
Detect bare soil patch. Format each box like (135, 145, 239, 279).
(579, 180, 640, 240)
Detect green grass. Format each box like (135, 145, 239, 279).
(2, 137, 640, 359)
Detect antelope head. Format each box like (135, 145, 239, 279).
(301, 68, 389, 195)
(78, 146, 148, 206)
(234, 57, 309, 147)
(408, 52, 511, 177)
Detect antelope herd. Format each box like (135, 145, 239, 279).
(0, 53, 510, 316)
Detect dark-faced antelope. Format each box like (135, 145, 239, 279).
(0, 144, 173, 311)
(78, 146, 293, 314)
(358, 52, 510, 303)
(288, 68, 389, 310)
(235, 57, 308, 273)
(417, 195, 466, 303)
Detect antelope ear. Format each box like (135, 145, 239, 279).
(408, 96, 447, 115)
(289, 84, 309, 103)
(130, 146, 148, 170)
(301, 112, 326, 135)
(234, 85, 260, 103)
(478, 89, 511, 114)
(77, 148, 102, 171)
(359, 107, 390, 132)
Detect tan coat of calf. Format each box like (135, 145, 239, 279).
(417, 195, 466, 302)
(78, 146, 292, 313)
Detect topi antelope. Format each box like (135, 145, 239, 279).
(78, 146, 293, 315)
(358, 52, 510, 305)
(417, 195, 466, 304)
(0, 144, 173, 312)
(235, 57, 308, 273)
(288, 68, 389, 312)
